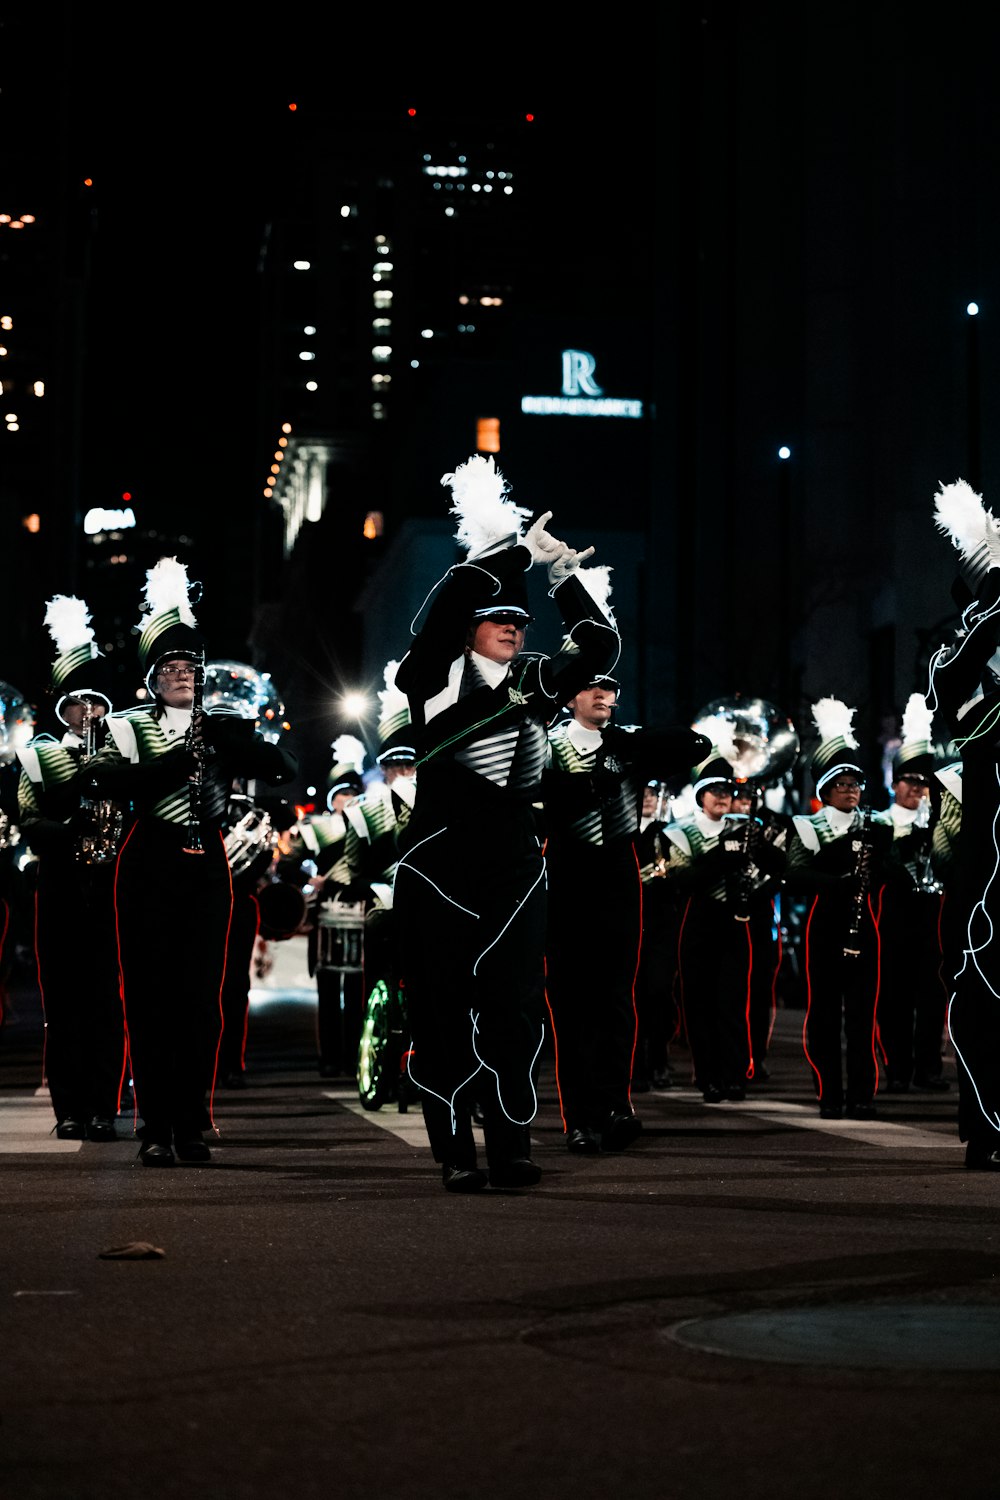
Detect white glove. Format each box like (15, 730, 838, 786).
(548, 543, 596, 586)
(523, 510, 563, 565)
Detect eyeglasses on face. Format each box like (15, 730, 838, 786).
(158, 665, 196, 679)
(830, 779, 864, 792)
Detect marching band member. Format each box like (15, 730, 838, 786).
(873, 693, 951, 1094)
(659, 743, 763, 1104)
(927, 478, 1000, 1168)
(316, 677, 416, 1080)
(16, 595, 125, 1142)
(394, 455, 619, 1193)
(633, 779, 684, 1091)
(784, 698, 893, 1120)
(542, 598, 707, 1154)
(85, 559, 296, 1167)
(729, 776, 793, 1085)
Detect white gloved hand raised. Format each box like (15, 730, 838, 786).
(548, 543, 596, 586)
(523, 510, 562, 564)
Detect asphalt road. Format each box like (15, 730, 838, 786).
(2, 937, 998, 1500)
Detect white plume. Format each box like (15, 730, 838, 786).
(441, 454, 532, 559)
(44, 595, 95, 654)
(900, 690, 934, 746)
(577, 564, 615, 623)
(141, 556, 196, 626)
(933, 479, 995, 557)
(811, 696, 858, 747)
(378, 660, 408, 718)
(330, 733, 366, 772)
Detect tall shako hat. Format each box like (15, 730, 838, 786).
(442, 454, 534, 622)
(810, 696, 864, 795)
(327, 732, 366, 809)
(137, 557, 204, 693)
(44, 594, 113, 723)
(375, 660, 415, 765)
(933, 478, 1000, 601)
(690, 741, 735, 802)
(893, 692, 936, 779)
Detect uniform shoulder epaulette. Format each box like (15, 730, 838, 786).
(27, 732, 59, 746)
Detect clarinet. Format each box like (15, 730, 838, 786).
(843, 806, 871, 958)
(182, 657, 206, 855)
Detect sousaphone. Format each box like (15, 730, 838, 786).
(691, 694, 800, 787)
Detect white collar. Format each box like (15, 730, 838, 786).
(468, 650, 511, 689)
(160, 705, 192, 738)
(566, 719, 604, 753)
(890, 802, 919, 827)
(823, 805, 858, 833)
(694, 808, 725, 839)
(61, 731, 85, 748)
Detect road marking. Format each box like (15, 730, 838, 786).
(663, 1088, 960, 1150)
(0, 1092, 82, 1152)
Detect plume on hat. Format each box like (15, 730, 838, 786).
(330, 733, 366, 773)
(577, 564, 615, 624)
(377, 661, 408, 722)
(933, 478, 1000, 585)
(900, 690, 934, 747)
(44, 595, 95, 655)
(811, 696, 858, 747)
(441, 454, 532, 561)
(140, 557, 197, 626)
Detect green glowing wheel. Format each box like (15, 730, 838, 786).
(357, 978, 396, 1110)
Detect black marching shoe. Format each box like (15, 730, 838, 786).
(846, 1101, 877, 1120)
(442, 1164, 488, 1193)
(567, 1126, 602, 1155)
(965, 1141, 1000, 1171)
(489, 1158, 542, 1189)
(86, 1116, 118, 1142)
(54, 1119, 87, 1140)
(138, 1140, 175, 1167)
(914, 1075, 951, 1092)
(702, 1085, 725, 1105)
(819, 1102, 843, 1119)
(602, 1112, 643, 1152)
(174, 1131, 212, 1164)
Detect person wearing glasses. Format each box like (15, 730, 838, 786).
(85, 559, 296, 1167)
(15, 594, 125, 1143)
(393, 456, 619, 1194)
(784, 698, 893, 1120)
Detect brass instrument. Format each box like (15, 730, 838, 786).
(224, 793, 277, 878)
(843, 807, 872, 958)
(182, 658, 206, 855)
(75, 699, 123, 866)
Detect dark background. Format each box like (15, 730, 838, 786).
(5, 5, 1000, 794)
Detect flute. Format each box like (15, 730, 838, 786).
(182, 656, 206, 855)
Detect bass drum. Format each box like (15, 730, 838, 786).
(255, 877, 308, 941)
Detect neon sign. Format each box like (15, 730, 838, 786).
(521, 349, 643, 419)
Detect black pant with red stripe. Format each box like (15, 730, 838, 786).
(803, 891, 880, 1110)
(115, 818, 232, 1143)
(545, 840, 641, 1134)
